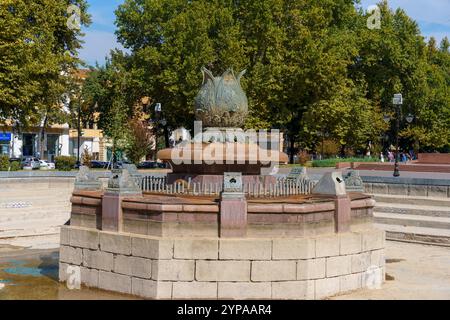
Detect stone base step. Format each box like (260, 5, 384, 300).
(374, 211, 450, 229)
(0, 225, 61, 240)
(374, 223, 450, 245)
(375, 202, 450, 218)
(0, 210, 70, 224)
(0, 232, 61, 249)
(0, 216, 69, 235)
(373, 194, 450, 207)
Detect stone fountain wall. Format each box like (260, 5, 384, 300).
(59, 188, 385, 300)
(59, 225, 385, 300)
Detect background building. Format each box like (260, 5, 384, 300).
(0, 122, 70, 160)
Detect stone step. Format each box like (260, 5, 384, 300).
(0, 216, 69, 233)
(0, 196, 70, 204)
(0, 209, 70, 223)
(373, 211, 450, 230)
(373, 194, 450, 207)
(0, 233, 61, 250)
(375, 202, 450, 218)
(374, 223, 450, 245)
(0, 226, 61, 241)
(0, 204, 70, 212)
(0, 201, 70, 210)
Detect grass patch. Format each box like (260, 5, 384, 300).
(312, 157, 379, 167)
(280, 162, 313, 168)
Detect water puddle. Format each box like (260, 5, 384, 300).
(0, 250, 137, 300)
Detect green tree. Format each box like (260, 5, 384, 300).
(124, 118, 154, 164)
(111, 0, 448, 158)
(80, 56, 140, 164)
(0, 0, 91, 127)
(402, 36, 450, 151)
(115, 0, 247, 133)
(350, 1, 440, 153)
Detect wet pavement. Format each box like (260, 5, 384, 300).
(0, 247, 138, 300)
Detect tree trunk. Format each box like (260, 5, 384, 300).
(164, 126, 170, 148)
(289, 136, 295, 164)
(112, 140, 116, 168)
(340, 145, 346, 158)
(39, 114, 48, 160)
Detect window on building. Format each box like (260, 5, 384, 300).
(45, 134, 60, 162)
(22, 133, 36, 157)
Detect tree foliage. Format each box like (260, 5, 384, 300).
(0, 0, 91, 127)
(124, 118, 154, 164)
(84, 0, 449, 159)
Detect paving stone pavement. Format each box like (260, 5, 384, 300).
(332, 240, 450, 300)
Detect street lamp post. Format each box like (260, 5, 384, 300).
(392, 94, 403, 177)
(384, 98, 415, 177)
(77, 102, 81, 166)
(154, 103, 162, 160)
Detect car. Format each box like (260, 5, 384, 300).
(156, 162, 169, 169)
(90, 160, 108, 169)
(21, 157, 40, 170)
(39, 160, 55, 170)
(137, 161, 158, 169)
(137, 161, 169, 169)
(116, 160, 132, 169)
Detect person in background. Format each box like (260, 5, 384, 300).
(409, 149, 416, 161)
(387, 150, 394, 162)
(380, 152, 385, 163)
(401, 152, 407, 162)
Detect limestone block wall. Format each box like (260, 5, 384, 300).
(59, 226, 385, 300)
(362, 176, 450, 198)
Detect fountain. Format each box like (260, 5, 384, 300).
(59, 67, 385, 300)
(157, 67, 288, 186)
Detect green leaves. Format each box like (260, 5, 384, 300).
(90, 0, 449, 155)
(0, 0, 91, 127)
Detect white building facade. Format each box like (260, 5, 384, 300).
(0, 124, 70, 161)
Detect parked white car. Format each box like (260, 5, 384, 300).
(21, 157, 40, 170)
(39, 160, 55, 170)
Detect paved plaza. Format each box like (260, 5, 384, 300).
(333, 241, 450, 300)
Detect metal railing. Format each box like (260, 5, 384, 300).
(140, 176, 316, 197)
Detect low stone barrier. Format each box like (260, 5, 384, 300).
(418, 153, 450, 164)
(59, 226, 385, 300)
(362, 176, 450, 198)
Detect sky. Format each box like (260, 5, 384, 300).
(79, 0, 450, 66)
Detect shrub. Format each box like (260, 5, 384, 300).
(297, 150, 310, 165)
(9, 161, 21, 171)
(55, 156, 76, 171)
(125, 118, 154, 165)
(0, 155, 9, 171)
(318, 140, 341, 158)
